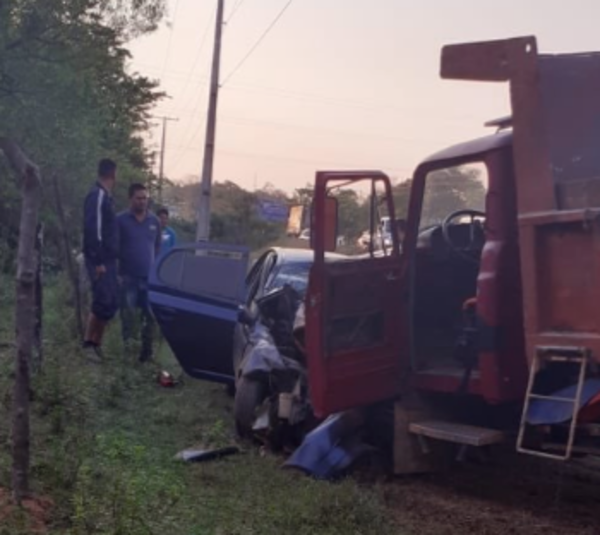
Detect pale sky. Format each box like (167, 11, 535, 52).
(127, 0, 600, 193)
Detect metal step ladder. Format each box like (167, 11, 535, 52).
(516, 345, 590, 461)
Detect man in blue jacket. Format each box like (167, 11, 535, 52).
(82, 158, 119, 361)
(117, 183, 162, 362)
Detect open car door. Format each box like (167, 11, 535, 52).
(305, 171, 408, 418)
(149, 242, 249, 384)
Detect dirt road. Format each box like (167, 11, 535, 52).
(374, 452, 600, 534)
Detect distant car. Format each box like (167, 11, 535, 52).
(149, 246, 345, 386)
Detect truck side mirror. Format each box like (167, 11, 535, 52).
(310, 195, 338, 252)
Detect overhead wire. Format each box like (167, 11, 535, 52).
(159, 0, 420, 181)
(220, 0, 294, 86)
(225, 0, 246, 24)
(175, 5, 216, 107)
(159, 0, 182, 79)
(167, 145, 412, 177)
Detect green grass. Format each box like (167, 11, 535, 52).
(0, 276, 397, 534)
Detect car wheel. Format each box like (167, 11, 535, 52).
(234, 376, 267, 437)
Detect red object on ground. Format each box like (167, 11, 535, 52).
(158, 370, 175, 387)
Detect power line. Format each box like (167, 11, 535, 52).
(167, 5, 219, 173)
(168, 144, 412, 176)
(175, 5, 216, 107)
(225, 0, 246, 24)
(217, 115, 425, 144)
(221, 0, 295, 86)
(159, 0, 181, 78)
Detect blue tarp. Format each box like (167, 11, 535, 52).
(526, 378, 600, 425)
(283, 413, 373, 480)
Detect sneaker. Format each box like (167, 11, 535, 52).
(82, 341, 102, 364)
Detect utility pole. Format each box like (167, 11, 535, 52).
(152, 115, 178, 205)
(196, 0, 225, 241)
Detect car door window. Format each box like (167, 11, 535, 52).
(246, 251, 276, 305)
(245, 256, 265, 305)
(255, 252, 277, 301)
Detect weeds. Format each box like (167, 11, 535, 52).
(0, 276, 396, 534)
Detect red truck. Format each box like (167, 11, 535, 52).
(304, 35, 600, 472)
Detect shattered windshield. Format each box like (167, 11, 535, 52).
(266, 262, 311, 296)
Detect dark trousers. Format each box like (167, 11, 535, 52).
(86, 260, 118, 321)
(119, 275, 154, 358)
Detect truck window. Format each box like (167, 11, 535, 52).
(420, 163, 488, 231)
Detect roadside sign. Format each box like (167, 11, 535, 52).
(256, 199, 289, 223)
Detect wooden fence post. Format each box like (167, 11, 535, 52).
(0, 137, 42, 504)
(34, 222, 43, 370)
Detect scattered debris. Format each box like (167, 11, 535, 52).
(283, 410, 375, 480)
(175, 446, 240, 463)
(157, 370, 178, 388)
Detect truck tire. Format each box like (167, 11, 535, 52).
(234, 377, 267, 437)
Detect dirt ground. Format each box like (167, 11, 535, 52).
(369, 450, 600, 534)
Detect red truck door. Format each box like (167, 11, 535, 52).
(305, 171, 408, 418)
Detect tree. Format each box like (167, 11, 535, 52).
(292, 184, 314, 208)
(208, 182, 286, 249)
(391, 179, 412, 219)
(334, 189, 369, 240)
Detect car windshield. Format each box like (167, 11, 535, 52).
(266, 261, 312, 296)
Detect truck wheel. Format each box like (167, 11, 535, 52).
(234, 377, 267, 438)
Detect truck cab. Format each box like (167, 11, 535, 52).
(304, 127, 527, 418)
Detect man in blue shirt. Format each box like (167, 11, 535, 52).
(117, 183, 161, 362)
(82, 158, 119, 362)
(157, 207, 177, 255)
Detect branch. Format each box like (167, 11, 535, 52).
(0, 138, 41, 190)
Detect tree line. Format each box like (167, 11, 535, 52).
(163, 168, 486, 251)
